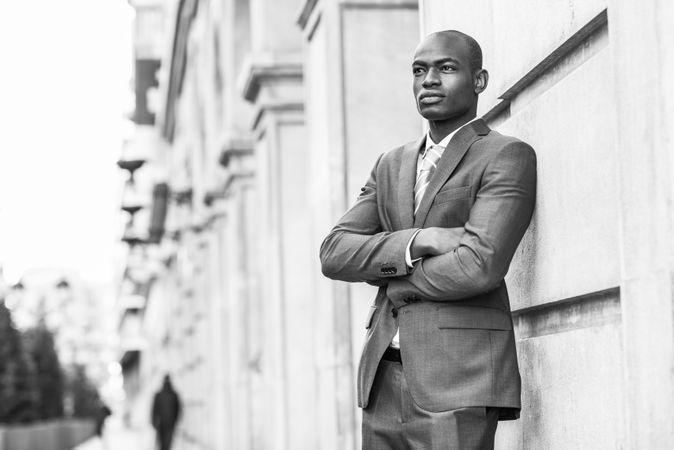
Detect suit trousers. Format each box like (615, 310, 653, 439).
(362, 360, 498, 450)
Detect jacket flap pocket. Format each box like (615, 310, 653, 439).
(434, 185, 471, 204)
(437, 306, 512, 330)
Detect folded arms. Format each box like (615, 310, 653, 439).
(320, 142, 537, 304)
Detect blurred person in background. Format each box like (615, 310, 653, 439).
(151, 375, 181, 450)
(94, 402, 112, 438)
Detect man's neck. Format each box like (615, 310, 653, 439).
(427, 112, 477, 144)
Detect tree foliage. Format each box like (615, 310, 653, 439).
(65, 364, 102, 418)
(0, 302, 38, 423)
(23, 322, 65, 420)
(0, 300, 103, 424)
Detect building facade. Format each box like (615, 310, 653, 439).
(119, 0, 674, 448)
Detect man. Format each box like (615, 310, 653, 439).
(151, 375, 182, 450)
(320, 30, 536, 449)
(94, 402, 111, 438)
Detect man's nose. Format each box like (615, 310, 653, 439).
(422, 68, 440, 88)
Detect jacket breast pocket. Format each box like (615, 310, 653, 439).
(433, 185, 471, 205)
(427, 185, 472, 226)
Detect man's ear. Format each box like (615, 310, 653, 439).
(474, 69, 489, 94)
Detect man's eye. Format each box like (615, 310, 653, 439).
(441, 65, 456, 72)
(412, 67, 424, 75)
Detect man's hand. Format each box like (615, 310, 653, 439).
(410, 227, 464, 259)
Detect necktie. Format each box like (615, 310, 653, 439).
(414, 145, 443, 214)
(390, 145, 444, 349)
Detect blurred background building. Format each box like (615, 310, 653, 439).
(117, 0, 674, 449)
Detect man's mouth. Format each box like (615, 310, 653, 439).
(419, 94, 444, 105)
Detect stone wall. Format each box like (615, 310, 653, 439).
(422, 0, 674, 448)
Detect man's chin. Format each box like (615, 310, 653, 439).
(418, 108, 452, 121)
(417, 104, 469, 122)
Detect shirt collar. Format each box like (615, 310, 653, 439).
(424, 119, 477, 153)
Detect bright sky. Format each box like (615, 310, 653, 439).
(0, 1, 134, 285)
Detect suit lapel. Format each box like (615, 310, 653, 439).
(397, 136, 425, 229)
(413, 119, 490, 228)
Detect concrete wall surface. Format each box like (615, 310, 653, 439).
(423, 0, 674, 448)
(0, 419, 94, 450)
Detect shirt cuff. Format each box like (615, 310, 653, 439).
(405, 229, 424, 269)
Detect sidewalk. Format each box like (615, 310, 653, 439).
(72, 416, 154, 450)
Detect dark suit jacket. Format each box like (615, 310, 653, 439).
(320, 119, 536, 420)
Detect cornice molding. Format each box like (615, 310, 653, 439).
(238, 52, 304, 103)
(218, 136, 254, 168)
(251, 101, 304, 132)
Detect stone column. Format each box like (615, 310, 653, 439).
(216, 142, 255, 450)
(240, 1, 312, 448)
(607, 1, 674, 447)
(202, 217, 228, 450)
(298, 1, 420, 448)
(203, 1, 257, 447)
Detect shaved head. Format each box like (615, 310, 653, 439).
(412, 29, 489, 140)
(421, 30, 483, 72)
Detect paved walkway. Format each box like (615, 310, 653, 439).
(72, 416, 154, 450)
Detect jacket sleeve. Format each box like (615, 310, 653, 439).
(386, 142, 537, 306)
(320, 154, 420, 283)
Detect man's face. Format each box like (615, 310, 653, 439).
(412, 34, 477, 121)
